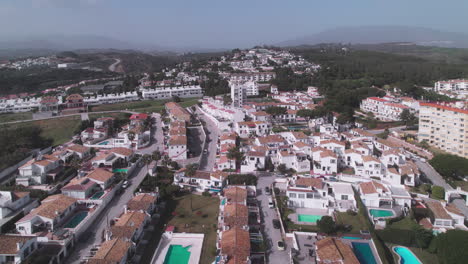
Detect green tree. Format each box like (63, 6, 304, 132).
(429, 154, 468, 180)
(317, 216, 336, 234)
(227, 146, 245, 170)
(435, 230, 468, 264)
(414, 227, 433, 249)
(277, 164, 288, 175)
(431, 185, 445, 200)
(266, 106, 287, 116)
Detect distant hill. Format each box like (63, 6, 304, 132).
(280, 26, 468, 48)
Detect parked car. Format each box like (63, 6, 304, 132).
(308, 249, 314, 257)
(265, 186, 271, 195)
(268, 198, 275, 208)
(277, 240, 285, 251)
(272, 219, 281, 229)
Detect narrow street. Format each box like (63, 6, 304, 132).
(195, 107, 219, 171)
(257, 174, 290, 264)
(68, 165, 148, 264)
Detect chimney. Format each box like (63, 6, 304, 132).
(124, 205, 128, 214)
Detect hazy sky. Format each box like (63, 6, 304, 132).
(1, 0, 468, 48)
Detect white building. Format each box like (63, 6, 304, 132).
(141, 85, 203, 99)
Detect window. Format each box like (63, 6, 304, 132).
(298, 193, 305, 199)
(341, 195, 348, 200)
(289, 193, 297, 198)
(306, 193, 314, 199)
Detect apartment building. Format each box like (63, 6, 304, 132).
(434, 79, 468, 92)
(229, 72, 276, 82)
(141, 85, 203, 99)
(418, 102, 468, 158)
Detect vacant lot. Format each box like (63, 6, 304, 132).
(1, 115, 82, 146)
(0, 112, 32, 123)
(90, 98, 199, 113)
(168, 194, 220, 264)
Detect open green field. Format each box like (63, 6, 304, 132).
(0, 112, 32, 123)
(167, 194, 219, 264)
(0, 116, 81, 146)
(336, 211, 368, 234)
(90, 98, 200, 113)
(387, 217, 419, 230)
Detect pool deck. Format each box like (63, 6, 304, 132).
(151, 232, 204, 264)
(288, 208, 329, 225)
(341, 238, 383, 264)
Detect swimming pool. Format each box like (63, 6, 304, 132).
(98, 141, 110, 145)
(113, 168, 128, 173)
(297, 214, 322, 223)
(163, 245, 191, 264)
(342, 236, 361, 240)
(352, 242, 377, 264)
(369, 209, 394, 218)
(393, 246, 422, 264)
(90, 191, 104, 200)
(64, 211, 88, 229)
(221, 198, 226, 205)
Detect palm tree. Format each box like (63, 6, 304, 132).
(152, 150, 162, 166)
(142, 154, 152, 173)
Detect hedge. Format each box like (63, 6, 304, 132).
(375, 228, 416, 247)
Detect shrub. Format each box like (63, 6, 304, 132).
(346, 209, 357, 216)
(375, 228, 416, 247)
(429, 154, 468, 180)
(431, 185, 445, 200)
(317, 216, 336, 234)
(202, 191, 211, 197)
(435, 230, 468, 264)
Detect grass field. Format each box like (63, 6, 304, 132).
(0, 112, 32, 123)
(336, 211, 368, 234)
(453, 180, 468, 192)
(89, 112, 131, 120)
(388, 217, 419, 230)
(168, 194, 220, 264)
(90, 98, 200, 113)
(0, 116, 82, 146)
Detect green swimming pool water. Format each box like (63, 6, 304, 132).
(113, 168, 128, 173)
(297, 214, 322, 223)
(163, 245, 191, 264)
(64, 212, 88, 228)
(394, 246, 422, 264)
(98, 141, 110, 145)
(90, 191, 104, 200)
(221, 198, 226, 205)
(342, 236, 361, 240)
(352, 242, 377, 264)
(369, 209, 394, 218)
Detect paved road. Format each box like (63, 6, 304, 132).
(138, 113, 164, 155)
(0, 110, 138, 125)
(415, 160, 468, 217)
(108, 58, 121, 72)
(257, 174, 290, 264)
(68, 165, 148, 263)
(368, 126, 406, 134)
(195, 107, 219, 171)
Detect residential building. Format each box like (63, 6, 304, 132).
(141, 85, 203, 99)
(315, 237, 360, 264)
(0, 235, 38, 264)
(418, 102, 468, 158)
(88, 238, 132, 264)
(0, 191, 36, 220)
(17, 155, 62, 186)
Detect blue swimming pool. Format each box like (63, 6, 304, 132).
(352, 242, 377, 264)
(342, 236, 361, 240)
(98, 141, 110, 145)
(393, 246, 422, 264)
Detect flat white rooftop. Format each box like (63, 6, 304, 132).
(151, 232, 204, 264)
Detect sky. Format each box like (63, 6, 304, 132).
(1, 0, 468, 49)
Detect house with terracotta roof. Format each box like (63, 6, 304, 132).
(88, 238, 132, 264)
(61, 177, 97, 199)
(218, 227, 251, 264)
(39, 96, 59, 112)
(358, 181, 392, 208)
(311, 149, 338, 175)
(286, 176, 330, 210)
(424, 199, 466, 231)
(0, 191, 37, 220)
(319, 139, 346, 156)
(17, 155, 63, 186)
(173, 170, 227, 193)
(107, 211, 149, 242)
(0, 235, 38, 264)
(235, 121, 271, 138)
(65, 144, 91, 160)
(315, 237, 360, 264)
(219, 203, 249, 230)
(165, 102, 191, 122)
(16, 194, 78, 235)
(274, 150, 310, 173)
(126, 193, 158, 214)
(168, 135, 187, 160)
(86, 168, 115, 189)
(240, 150, 266, 173)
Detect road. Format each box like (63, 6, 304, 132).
(0, 110, 138, 125)
(195, 107, 219, 171)
(68, 164, 148, 263)
(138, 113, 164, 155)
(108, 58, 121, 72)
(257, 174, 290, 264)
(415, 160, 468, 217)
(368, 126, 406, 134)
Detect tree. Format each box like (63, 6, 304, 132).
(127, 131, 135, 141)
(429, 154, 468, 180)
(185, 163, 199, 211)
(266, 106, 287, 116)
(317, 216, 336, 234)
(152, 150, 162, 166)
(172, 95, 181, 103)
(142, 154, 152, 172)
(400, 109, 418, 126)
(227, 146, 245, 170)
(434, 230, 468, 264)
(227, 174, 257, 186)
(414, 227, 433, 249)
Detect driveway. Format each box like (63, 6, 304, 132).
(257, 174, 290, 264)
(138, 113, 164, 155)
(67, 165, 149, 263)
(195, 107, 219, 171)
